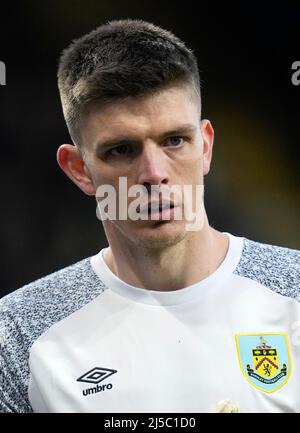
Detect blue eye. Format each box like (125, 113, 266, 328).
(109, 144, 132, 156)
(166, 136, 184, 147)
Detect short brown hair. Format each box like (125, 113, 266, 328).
(57, 19, 201, 145)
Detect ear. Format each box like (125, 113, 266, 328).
(200, 119, 214, 176)
(56, 144, 96, 196)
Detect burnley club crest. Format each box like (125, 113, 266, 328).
(235, 333, 291, 393)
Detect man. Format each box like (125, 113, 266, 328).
(0, 19, 299, 413)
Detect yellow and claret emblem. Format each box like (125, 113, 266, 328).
(235, 333, 291, 393)
(252, 336, 280, 378)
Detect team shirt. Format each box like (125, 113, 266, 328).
(0, 232, 300, 413)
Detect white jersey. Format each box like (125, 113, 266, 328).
(1, 232, 300, 412)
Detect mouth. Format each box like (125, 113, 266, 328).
(140, 201, 175, 215)
(137, 201, 178, 223)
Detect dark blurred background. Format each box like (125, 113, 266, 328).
(0, 1, 299, 297)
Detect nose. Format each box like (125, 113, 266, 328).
(136, 142, 170, 188)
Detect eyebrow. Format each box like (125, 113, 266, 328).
(94, 123, 197, 152)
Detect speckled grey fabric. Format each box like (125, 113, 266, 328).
(234, 238, 300, 300)
(0, 258, 106, 413)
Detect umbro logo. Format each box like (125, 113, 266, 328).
(77, 367, 118, 397)
(77, 367, 117, 384)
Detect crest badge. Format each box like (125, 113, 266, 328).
(235, 333, 291, 393)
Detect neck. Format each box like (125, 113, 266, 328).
(102, 219, 229, 292)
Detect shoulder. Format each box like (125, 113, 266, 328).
(0, 256, 105, 412)
(0, 256, 105, 338)
(234, 237, 300, 300)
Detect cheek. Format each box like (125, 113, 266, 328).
(89, 162, 118, 188)
(176, 156, 204, 185)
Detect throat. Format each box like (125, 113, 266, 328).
(103, 229, 229, 292)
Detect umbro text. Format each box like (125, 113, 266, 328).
(82, 382, 113, 396)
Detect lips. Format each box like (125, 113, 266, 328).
(140, 201, 175, 214)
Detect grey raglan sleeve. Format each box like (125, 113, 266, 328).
(0, 306, 33, 413)
(0, 257, 104, 413)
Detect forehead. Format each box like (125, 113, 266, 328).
(80, 85, 201, 149)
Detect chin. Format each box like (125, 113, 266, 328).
(129, 220, 188, 249)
